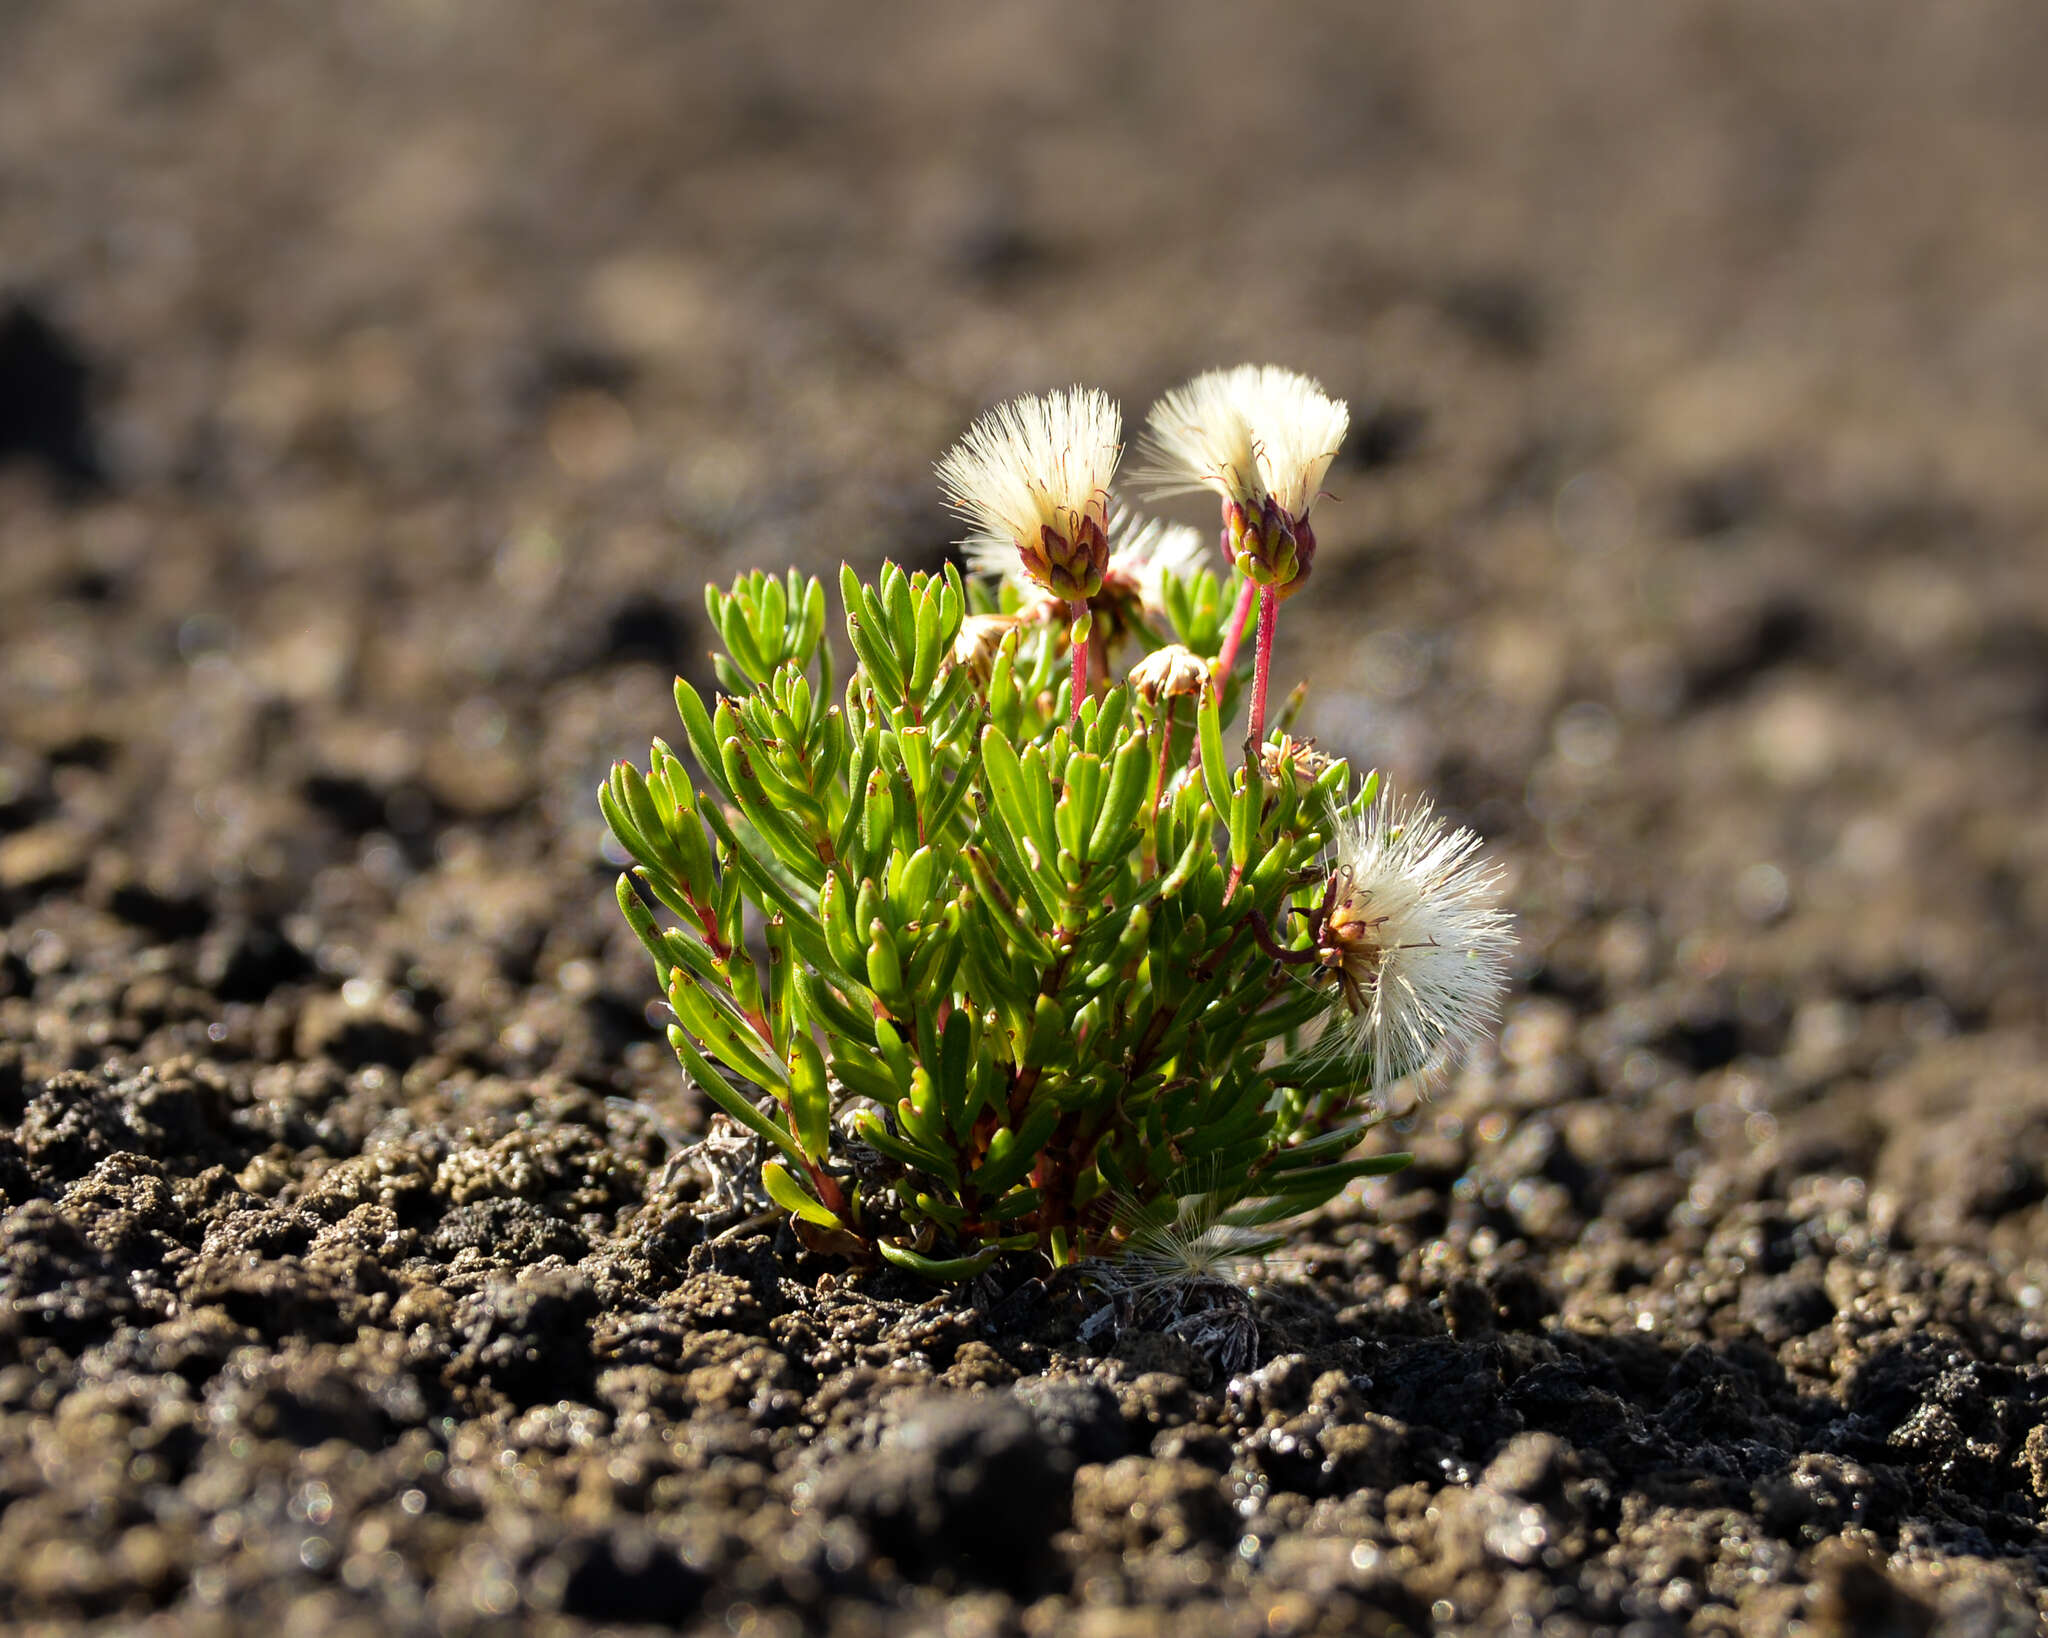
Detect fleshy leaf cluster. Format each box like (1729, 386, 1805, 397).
(602, 558, 1417, 1280)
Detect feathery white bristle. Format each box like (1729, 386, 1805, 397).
(1111, 512, 1211, 605)
(1136, 369, 1265, 507)
(1240, 366, 1349, 520)
(1139, 364, 1349, 522)
(1323, 792, 1513, 1092)
(1102, 1173, 1286, 1292)
(961, 530, 1022, 582)
(937, 386, 1122, 556)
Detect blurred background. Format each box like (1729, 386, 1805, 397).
(3, 0, 2047, 1121)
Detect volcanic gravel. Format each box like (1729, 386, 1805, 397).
(5, 3, 2048, 1633)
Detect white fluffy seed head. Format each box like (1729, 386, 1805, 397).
(1319, 792, 1514, 1092)
(1127, 642, 1209, 706)
(1137, 369, 1266, 509)
(1107, 511, 1212, 609)
(1139, 364, 1349, 523)
(1240, 366, 1349, 521)
(937, 386, 1122, 560)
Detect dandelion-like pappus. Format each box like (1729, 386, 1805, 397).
(1255, 793, 1515, 1094)
(939, 386, 1122, 721)
(1139, 364, 1350, 756)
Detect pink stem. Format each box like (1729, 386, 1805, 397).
(1213, 577, 1257, 683)
(1247, 586, 1278, 750)
(1068, 600, 1088, 725)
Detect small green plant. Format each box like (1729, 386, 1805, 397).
(600, 370, 1512, 1281)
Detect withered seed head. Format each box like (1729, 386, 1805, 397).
(950, 613, 1021, 686)
(1127, 643, 1210, 708)
(1258, 733, 1334, 786)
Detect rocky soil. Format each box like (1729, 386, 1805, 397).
(5, 2, 2048, 1632)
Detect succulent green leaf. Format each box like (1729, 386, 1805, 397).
(987, 637, 1019, 725)
(758, 574, 789, 656)
(873, 1014, 915, 1098)
(673, 679, 731, 801)
(832, 1048, 901, 1107)
(1055, 751, 1102, 863)
(787, 1029, 833, 1162)
(938, 1009, 977, 1141)
(762, 1159, 843, 1228)
(961, 847, 1052, 966)
(979, 725, 1053, 868)
(875, 1240, 1002, 1280)
(882, 564, 917, 663)
(865, 916, 905, 1001)
(895, 1085, 949, 1155)
(1196, 684, 1232, 816)
(895, 845, 940, 915)
(667, 972, 786, 1094)
(797, 575, 829, 666)
(862, 770, 899, 866)
(793, 968, 878, 1048)
(957, 900, 1030, 1003)
(1227, 766, 1261, 874)
(1086, 727, 1151, 864)
(909, 583, 944, 699)
(667, 1025, 804, 1165)
(1262, 1122, 1382, 1168)
(1088, 686, 1129, 753)
(720, 598, 775, 685)
(1241, 1153, 1414, 1204)
(842, 575, 905, 703)
(967, 1099, 1060, 1195)
(612, 873, 676, 981)
(855, 1111, 959, 1186)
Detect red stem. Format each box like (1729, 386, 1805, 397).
(806, 1159, 848, 1214)
(1247, 585, 1278, 749)
(690, 894, 777, 1045)
(1214, 576, 1257, 683)
(1068, 600, 1088, 724)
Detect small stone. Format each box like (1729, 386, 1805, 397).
(1740, 1272, 1836, 1344)
(546, 1528, 707, 1622)
(294, 984, 427, 1070)
(1069, 1456, 1235, 1553)
(1228, 1353, 1316, 1423)
(1013, 1376, 1127, 1466)
(1317, 1416, 1414, 1492)
(196, 917, 309, 1001)
(0, 822, 90, 892)
(2021, 1424, 2048, 1501)
(1482, 1431, 1577, 1505)
(810, 1393, 1068, 1593)
(1806, 1540, 1932, 1638)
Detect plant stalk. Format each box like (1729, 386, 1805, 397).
(1068, 599, 1088, 724)
(1247, 585, 1278, 750)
